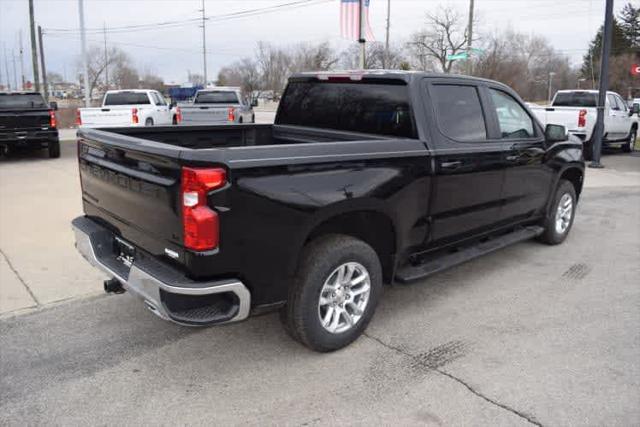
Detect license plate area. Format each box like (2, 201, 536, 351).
(114, 236, 136, 268)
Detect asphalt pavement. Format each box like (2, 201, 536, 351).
(0, 135, 639, 425)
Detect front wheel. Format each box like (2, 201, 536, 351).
(622, 129, 636, 153)
(281, 234, 382, 352)
(145, 118, 154, 127)
(538, 180, 577, 245)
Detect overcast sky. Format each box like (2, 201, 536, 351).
(0, 0, 628, 85)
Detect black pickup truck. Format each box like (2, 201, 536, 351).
(72, 71, 584, 351)
(0, 92, 60, 158)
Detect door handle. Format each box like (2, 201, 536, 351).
(441, 160, 463, 170)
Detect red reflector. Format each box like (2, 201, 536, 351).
(75, 109, 82, 126)
(181, 167, 226, 251)
(176, 107, 182, 124)
(578, 109, 587, 128)
(132, 108, 139, 124)
(49, 110, 57, 128)
(228, 107, 236, 122)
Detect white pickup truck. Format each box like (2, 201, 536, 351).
(530, 90, 638, 159)
(77, 90, 179, 128)
(178, 87, 255, 125)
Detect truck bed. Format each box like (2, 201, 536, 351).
(77, 124, 426, 282)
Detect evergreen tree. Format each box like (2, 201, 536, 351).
(618, 3, 639, 48)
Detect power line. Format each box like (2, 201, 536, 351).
(45, 0, 330, 35)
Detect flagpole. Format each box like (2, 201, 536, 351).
(358, 0, 365, 69)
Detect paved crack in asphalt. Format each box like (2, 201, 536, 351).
(363, 332, 543, 427)
(0, 248, 40, 306)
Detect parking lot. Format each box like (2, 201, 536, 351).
(1, 134, 639, 425)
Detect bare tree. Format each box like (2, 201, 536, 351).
(217, 58, 262, 101)
(76, 45, 128, 98)
(408, 7, 474, 72)
(255, 42, 290, 99)
(289, 42, 338, 72)
(140, 72, 164, 92)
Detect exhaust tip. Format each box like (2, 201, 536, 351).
(103, 278, 125, 294)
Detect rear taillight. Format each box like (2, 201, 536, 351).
(181, 167, 226, 251)
(75, 109, 82, 126)
(132, 108, 139, 124)
(176, 107, 182, 124)
(578, 109, 587, 128)
(228, 107, 236, 122)
(49, 110, 57, 128)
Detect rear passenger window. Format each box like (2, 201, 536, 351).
(431, 85, 487, 141)
(489, 89, 534, 139)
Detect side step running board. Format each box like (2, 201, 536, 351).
(395, 226, 544, 283)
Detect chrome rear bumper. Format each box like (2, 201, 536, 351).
(72, 216, 251, 326)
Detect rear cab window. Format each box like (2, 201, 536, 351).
(276, 78, 416, 138)
(0, 94, 47, 109)
(553, 92, 597, 107)
(195, 91, 239, 104)
(104, 92, 151, 106)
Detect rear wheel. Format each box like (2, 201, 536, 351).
(281, 234, 382, 352)
(538, 180, 576, 245)
(48, 140, 60, 159)
(145, 118, 154, 127)
(622, 128, 636, 153)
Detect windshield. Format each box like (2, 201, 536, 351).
(194, 91, 239, 104)
(276, 79, 416, 138)
(104, 92, 151, 105)
(552, 92, 597, 107)
(0, 94, 47, 109)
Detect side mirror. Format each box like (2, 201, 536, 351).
(630, 104, 640, 116)
(545, 124, 568, 143)
(251, 99, 258, 107)
(50, 101, 58, 111)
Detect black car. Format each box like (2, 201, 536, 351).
(0, 92, 60, 158)
(71, 71, 584, 351)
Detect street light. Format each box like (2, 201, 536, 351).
(547, 72, 556, 104)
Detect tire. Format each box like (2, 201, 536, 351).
(145, 118, 154, 127)
(622, 128, 636, 153)
(172, 115, 178, 125)
(238, 117, 243, 124)
(48, 140, 60, 159)
(251, 114, 255, 123)
(281, 234, 382, 352)
(538, 180, 577, 245)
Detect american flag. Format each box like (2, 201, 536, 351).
(340, 0, 375, 41)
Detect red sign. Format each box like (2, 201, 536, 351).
(632, 64, 640, 76)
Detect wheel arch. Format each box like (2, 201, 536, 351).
(295, 206, 398, 284)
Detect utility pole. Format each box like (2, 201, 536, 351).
(28, 0, 40, 93)
(78, 0, 90, 107)
(466, 0, 474, 75)
(547, 72, 555, 104)
(3, 46, 10, 91)
(200, 0, 208, 86)
(103, 23, 108, 90)
(19, 31, 26, 90)
(38, 26, 48, 101)
(384, 0, 390, 69)
(589, 0, 614, 169)
(12, 50, 18, 90)
(358, 0, 365, 69)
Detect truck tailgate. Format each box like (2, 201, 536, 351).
(78, 129, 184, 258)
(0, 109, 50, 130)
(80, 107, 134, 127)
(180, 105, 229, 124)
